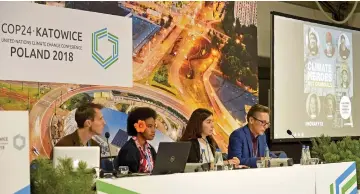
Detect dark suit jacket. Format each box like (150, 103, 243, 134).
(51, 129, 100, 159)
(115, 138, 157, 173)
(228, 125, 268, 168)
(185, 138, 216, 163)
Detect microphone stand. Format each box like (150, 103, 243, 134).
(100, 133, 118, 178)
(287, 129, 304, 147)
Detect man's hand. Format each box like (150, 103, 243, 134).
(234, 165, 250, 169)
(227, 157, 240, 165)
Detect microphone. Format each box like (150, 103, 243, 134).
(105, 131, 110, 139)
(104, 132, 117, 176)
(286, 129, 304, 146)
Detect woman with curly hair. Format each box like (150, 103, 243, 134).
(115, 107, 157, 173)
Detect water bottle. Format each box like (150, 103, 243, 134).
(300, 145, 306, 165)
(265, 146, 270, 158)
(264, 146, 270, 168)
(214, 148, 224, 171)
(306, 146, 311, 165)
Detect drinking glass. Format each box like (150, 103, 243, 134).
(256, 160, 265, 168)
(118, 166, 129, 175)
(308, 158, 320, 165)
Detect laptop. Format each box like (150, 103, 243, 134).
(151, 142, 191, 175)
(52, 147, 100, 176)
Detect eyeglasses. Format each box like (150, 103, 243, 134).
(252, 117, 271, 128)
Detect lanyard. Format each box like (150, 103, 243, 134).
(201, 138, 211, 163)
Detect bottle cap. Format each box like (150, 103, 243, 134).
(216, 148, 220, 152)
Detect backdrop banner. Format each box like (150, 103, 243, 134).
(0, 1, 258, 162)
(0, 111, 30, 194)
(0, 2, 133, 87)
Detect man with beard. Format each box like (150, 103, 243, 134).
(339, 35, 350, 60)
(308, 30, 319, 56)
(324, 32, 335, 57)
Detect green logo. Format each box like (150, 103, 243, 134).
(330, 163, 357, 194)
(91, 28, 119, 69)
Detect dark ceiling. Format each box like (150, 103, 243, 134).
(285, 1, 359, 21)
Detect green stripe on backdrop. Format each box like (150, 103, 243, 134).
(105, 58, 118, 69)
(341, 174, 357, 194)
(97, 180, 139, 194)
(108, 32, 119, 40)
(330, 183, 334, 194)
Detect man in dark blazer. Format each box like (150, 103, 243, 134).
(228, 104, 271, 168)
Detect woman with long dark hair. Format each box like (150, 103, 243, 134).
(180, 108, 239, 165)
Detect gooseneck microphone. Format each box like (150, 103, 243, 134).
(286, 129, 295, 137)
(98, 132, 119, 178)
(105, 132, 116, 171)
(105, 131, 111, 139)
(286, 129, 304, 146)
